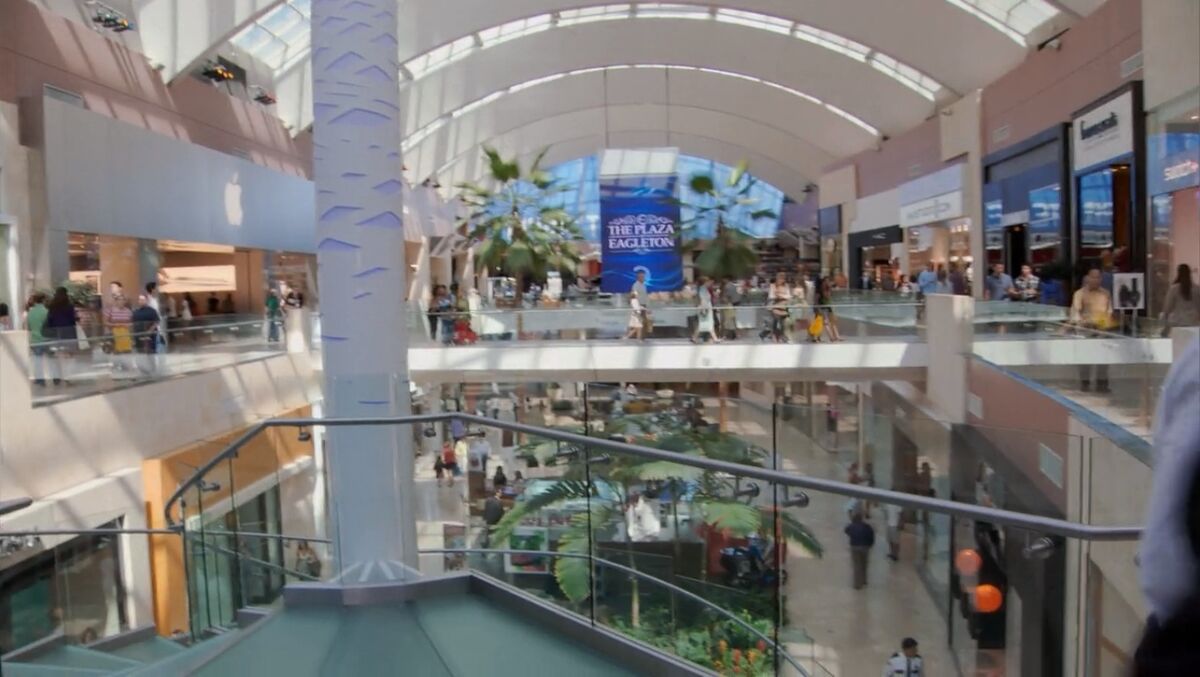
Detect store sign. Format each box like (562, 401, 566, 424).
(899, 191, 963, 227)
(1148, 131, 1200, 195)
(1073, 91, 1134, 170)
(984, 199, 1003, 231)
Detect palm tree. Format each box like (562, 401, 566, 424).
(493, 413, 821, 628)
(457, 147, 582, 301)
(678, 161, 778, 280)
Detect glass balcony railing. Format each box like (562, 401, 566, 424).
(147, 403, 1141, 677)
(24, 314, 285, 405)
(411, 302, 923, 346)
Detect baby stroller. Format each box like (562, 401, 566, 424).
(452, 317, 478, 345)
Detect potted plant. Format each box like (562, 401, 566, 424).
(457, 147, 583, 308)
(677, 161, 778, 280)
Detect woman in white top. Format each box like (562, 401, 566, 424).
(765, 272, 791, 343)
(692, 278, 717, 343)
(624, 291, 645, 341)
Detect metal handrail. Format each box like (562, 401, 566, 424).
(422, 547, 809, 677)
(164, 413, 1143, 541)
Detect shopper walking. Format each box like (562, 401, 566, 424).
(692, 278, 717, 343)
(103, 294, 135, 372)
(765, 272, 791, 343)
(984, 263, 1015, 301)
(25, 293, 50, 386)
(818, 276, 842, 342)
(131, 293, 160, 376)
(844, 511, 874, 589)
(1014, 265, 1041, 302)
(440, 440, 459, 487)
(1071, 268, 1114, 392)
(265, 289, 283, 343)
(624, 290, 646, 341)
(884, 500, 903, 562)
(44, 287, 77, 386)
(1161, 263, 1200, 333)
(882, 637, 923, 676)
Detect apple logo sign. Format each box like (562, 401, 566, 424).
(224, 171, 244, 227)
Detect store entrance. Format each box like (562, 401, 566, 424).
(1004, 226, 1027, 274)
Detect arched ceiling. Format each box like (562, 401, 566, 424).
(126, 0, 1099, 191)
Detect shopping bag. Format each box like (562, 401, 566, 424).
(75, 323, 91, 351)
(808, 312, 825, 338)
(112, 326, 133, 353)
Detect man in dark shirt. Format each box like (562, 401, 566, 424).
(131, 294, 160, 375)
(844, 511, 875, 589)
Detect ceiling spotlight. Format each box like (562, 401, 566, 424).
(90, 3, 134, 32)
(202, 63, 236, 83)
(298, 427, 312, 442)
(250, 86, 277, 106)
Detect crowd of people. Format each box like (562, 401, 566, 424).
(9, 279, 299, 387)
(625, 269, 847, 344)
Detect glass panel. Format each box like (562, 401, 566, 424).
(28, 315, 284, 406)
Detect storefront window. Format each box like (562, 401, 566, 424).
(1146, 89, 1200, 316)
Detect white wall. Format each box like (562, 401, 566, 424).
(0, 101, 34, 310)
(849, 188, 900, 233)
(42, 97, 315, 280)
(1142, 0, 1200, 110)
(0, 330, 318, 502)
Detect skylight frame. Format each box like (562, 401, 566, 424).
(401, 63, 880, 153)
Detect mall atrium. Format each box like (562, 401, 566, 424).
(0, 0, 1198, 675)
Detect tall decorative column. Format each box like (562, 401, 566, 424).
(311, 0, 417, 577)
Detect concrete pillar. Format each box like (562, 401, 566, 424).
(312, 0, 417, 577)
(137, 239, 160, 293)
(925, 294, 975, 423)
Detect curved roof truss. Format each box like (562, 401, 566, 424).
(400, 4, 949, 102)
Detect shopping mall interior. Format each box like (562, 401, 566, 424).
(0, 0, 1197, 675)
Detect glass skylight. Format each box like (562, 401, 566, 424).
(229, 0, 312, 71)
(634, 4, 711, 20)
(942, 0, 1060, 44)
(477, 14, 553, 48)
(400, 5, 947, 103)
(557, 5, 632, 26)
(714, 9, 792, 35)
(403, 35, 476, 80)
(401, 64, 880, 153)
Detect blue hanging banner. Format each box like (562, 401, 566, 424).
(599, 174, 683, 293)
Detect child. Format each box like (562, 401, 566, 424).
(434, 454, 446, 485)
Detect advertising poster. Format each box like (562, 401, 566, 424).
(504, 526, 550, 574)
(599, 174, 683, 293)
(1113, 272, 1145, 310)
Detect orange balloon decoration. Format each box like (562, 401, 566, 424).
(955, 548, 982, 577)
(975, 584, 1003, 613)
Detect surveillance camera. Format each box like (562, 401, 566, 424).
(881, 135, 891, 142)
(1046, 37, 1062, 51)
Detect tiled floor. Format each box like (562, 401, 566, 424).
(407, 402, 957, 676)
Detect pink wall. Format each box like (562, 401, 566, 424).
(0, 0, 311, 177)
(967, 359, 1074, 514)
(824, 116, 950, 198)
(982, 0, 1142, 155)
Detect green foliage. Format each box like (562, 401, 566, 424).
(609, 607, 776, 676)
(457, 146, 582, 282)
(677, 160, 778, 280)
